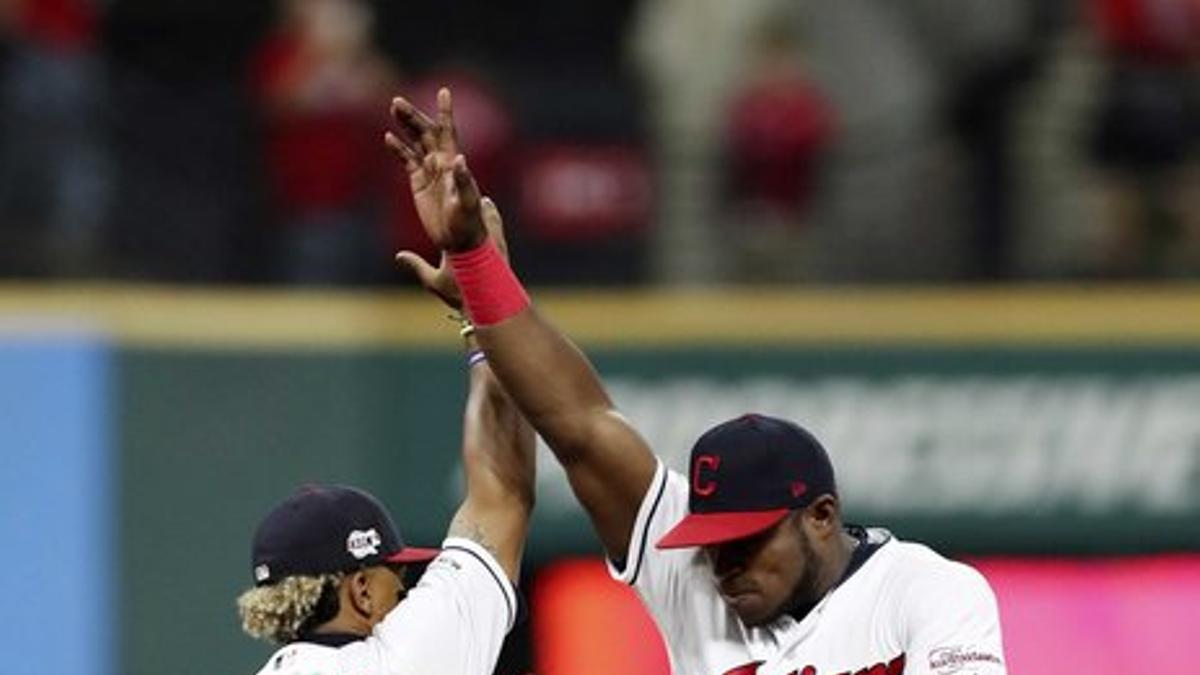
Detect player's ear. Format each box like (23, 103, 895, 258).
(803, 495, 840, 539)
(346, 570, 374, 617)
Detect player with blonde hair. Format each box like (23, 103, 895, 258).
(236, 201, 534, 674)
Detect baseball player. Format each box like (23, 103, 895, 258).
(235, 288, 535, 675)
(389, 88, 1007, 675)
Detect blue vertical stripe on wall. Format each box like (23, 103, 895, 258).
(0, 332, 113, 675)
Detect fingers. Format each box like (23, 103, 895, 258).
(395, 250, 463, 309)
(436, 87, 460, 155)
(390, 96, 438, 152)
(451, 154, 481, 210)
(480, 197, 510, 260)
(384, 131, 421, 172)
(392, 88, 460, 156)
(391, 96, 435, 136)
(395, 251, 437, 286)
(396, 251, 454, 308)
(481, 197, 501, 228)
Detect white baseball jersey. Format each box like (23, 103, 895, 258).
(252, 537, 517, 675)
(609, 461, 1007, 675)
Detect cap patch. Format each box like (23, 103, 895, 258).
(254, 564, 270, 583)
(346, 528, 382, 559)
(692, 454, 721, 497)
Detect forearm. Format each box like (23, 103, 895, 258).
(462, 361, 536, 510)
(463, 275, 657, 560)
(476, 308, 616, 461)
(452, 357, 535, 580)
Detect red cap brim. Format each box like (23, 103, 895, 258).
(655, 509, 790, 549)
(387, 546, 441, 563)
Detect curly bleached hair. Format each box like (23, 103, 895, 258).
(237, 573, 344, 644)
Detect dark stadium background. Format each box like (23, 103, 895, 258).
(1, 0, 1197, 673)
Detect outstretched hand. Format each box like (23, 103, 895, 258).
(395, 196, 510, 310)
(385, 88, 488, 254)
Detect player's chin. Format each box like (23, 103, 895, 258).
(724, 593, 776, 627)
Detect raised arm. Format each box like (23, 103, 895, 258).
(394, 161, 535, 580)
(474, 309, 657, 561)
(447, 340, 536, 582)
(387, 93, 657, 560)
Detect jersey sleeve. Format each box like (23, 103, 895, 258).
(605, 459, 703, 638)
(900, 561, 1007, 675)
(606, 459, 688, 586)
(360, 537, 518, 675)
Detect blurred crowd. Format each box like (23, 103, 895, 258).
(0, 0, 1196, 286)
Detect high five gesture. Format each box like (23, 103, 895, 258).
(386, 89, 658, 562)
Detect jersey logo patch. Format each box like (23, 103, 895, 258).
(346, 528, 382, 559)
(929, 646, 1002, 674)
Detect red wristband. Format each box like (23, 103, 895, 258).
(449, 239, 530, 326)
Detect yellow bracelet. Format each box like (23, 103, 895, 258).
(448, 312, 476, 338)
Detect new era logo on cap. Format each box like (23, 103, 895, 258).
(657, 414, 837, 549)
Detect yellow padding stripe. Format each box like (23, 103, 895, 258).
(0, 283, 1198, 349)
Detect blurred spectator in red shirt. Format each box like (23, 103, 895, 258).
(1092, 0, 1199, 62)
(15, 0, 94, 51)
(1087, 0, 1200, 276)
(249, 0, 398, 285)
(0, 0, 109, 276)
(721, 19, 834, 282)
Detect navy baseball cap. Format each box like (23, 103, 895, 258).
(250, 484, 439, 586)
(656, 414, 836, 549)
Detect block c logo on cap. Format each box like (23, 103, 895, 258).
(347, 528, 382, 559)
(692, 454, 721, 497)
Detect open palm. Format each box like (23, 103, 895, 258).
(386, 88, 486, 253)
(387, 86, 509, 309)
